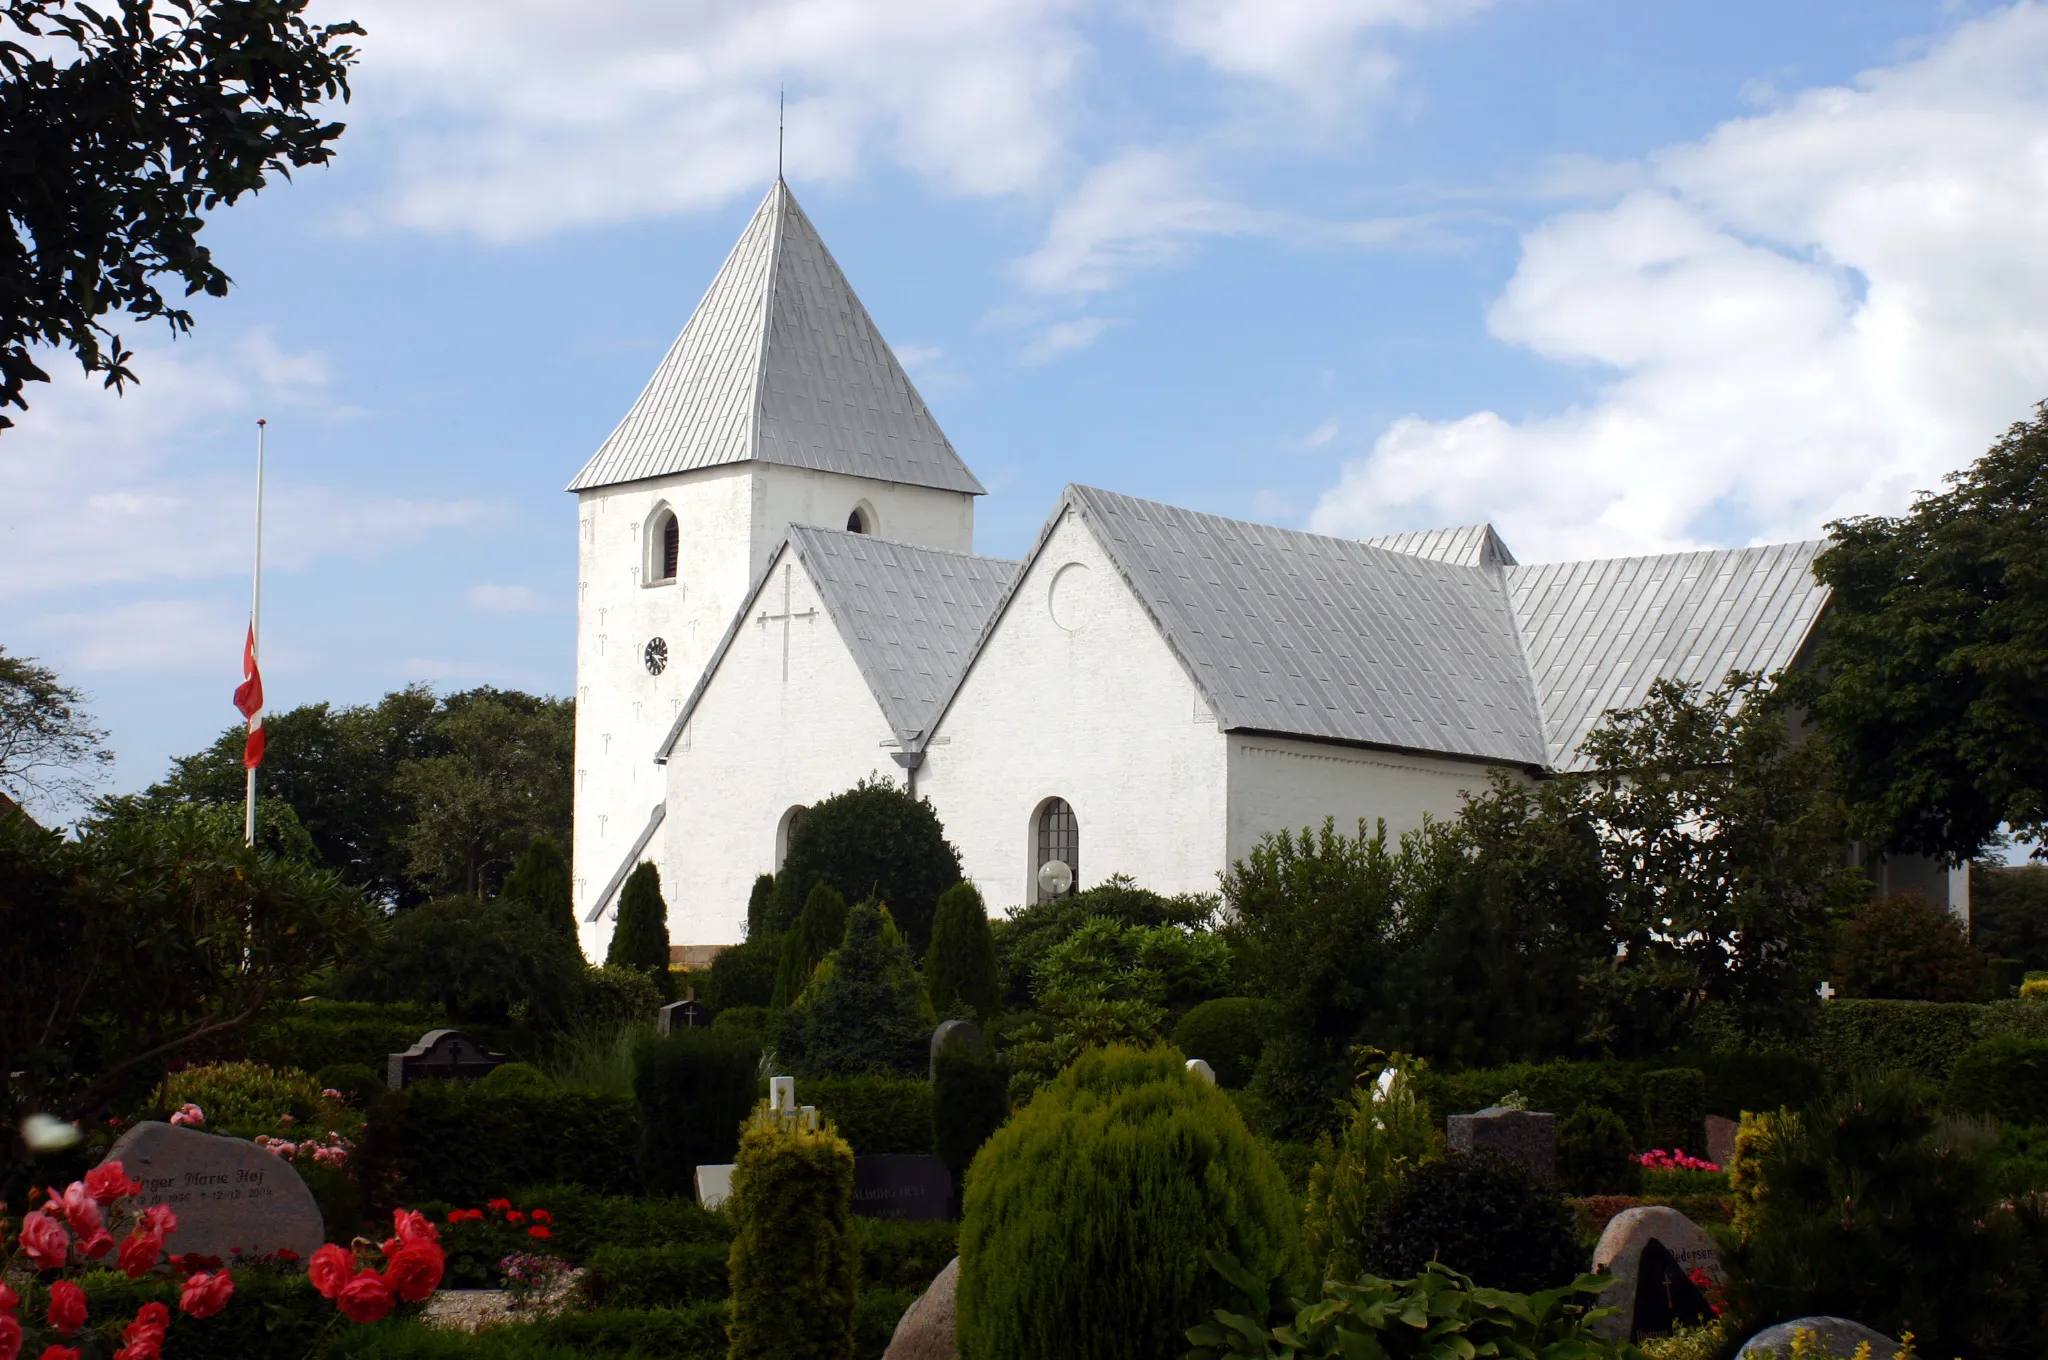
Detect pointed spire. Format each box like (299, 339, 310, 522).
(568, 182, 982, 496)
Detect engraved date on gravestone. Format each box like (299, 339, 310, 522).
(101, 1122, 323, 1264)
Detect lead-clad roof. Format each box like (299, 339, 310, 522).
(567, 180, 983, 496)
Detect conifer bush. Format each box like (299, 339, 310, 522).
(1943, 1034, 2048, 1127)
(632, 1027, 762, 1198)
(1302, 1059, 1442, 1283)
(775, 882, 849, 1008)
(607, 862, 671, 989)
(770, 776, 962, 950)
(933, 1042, 1009, 1185)
(746, 872, 776, 938)
(1557, 1104, 1639, 1196)
(957, 1045, 1299, 1360)
(775, 901, 932, 1078)
(926, 880, 1000, 1020)
(727, 1103, 858, 1360)
(1361, 1150, 1578, 1293)
(502, 835, 576, 938)
(1640, 1067, 1707, 1156)
(706, 935, 778, 1009)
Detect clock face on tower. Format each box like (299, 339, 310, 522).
(644, 637, 668, 676)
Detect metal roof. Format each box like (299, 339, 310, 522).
(1507, 541, 1829, 769)
(1362, 523, 1519, 569)
(1067, 487, 1551, 766)
(567, 180, 983, 496)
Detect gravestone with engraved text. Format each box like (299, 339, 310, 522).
(853, 1154, 952, 1221)
(100, 1122, 323, 1265)
(386, 1029, 507, 1091)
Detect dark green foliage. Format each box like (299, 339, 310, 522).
(344, 895, 586, 1027)
(854, 1218, 959, 1293)
(357, 1080, 640, 1206)
(991, 874, 1217, 1008)
(1974, 863, 2048, 971)
(1412, 1060, 1648, 1143)
(933, 1044, 1009, 1183)
(577, 965, 663, 1029)
(0, 645, 111, 806)
(1944, 1035, 2048, 1127)
(776, 882, 850, 1009)
(1362, 1151, 1578, 1294)
(503, 836, 576, 938)
(1683, 1049, 1827, 1123)
(1807, 998, 1988, 1083)
(776, 902, 932, 1079)
(770, 776, 963, 952)
(1557, 1105, 1640, 1196)
(608, 862, 671, 983)
(854, 1289, 921, 1360)
(481, 1185, 730, 1262)
(1834, 892, 1990, 1002)
(67, 1267, 332, 1360)
(926, 881, 1000, 1020)
(1805, 404, 2048, 862)
(957, 1045, 1299, 1360)
(747, 872, 776, 938)
(1721, 1070, 2048, 1358)
(632, 1028, 762, 1197)
(244, 1000, 447, 1072)
(1244, 1032, 1353, 1142)
(580, 1241, 731, 1308)
(706, 936, 779, 1009)
(316, 1061, 386, 1109)
(1172, 998, 1281, 1088)
(337, 1303, 734, 1359)
(803, 1075, 935, 1155)
(728, 1107, 859, 1360)
(1640, 1068, 1706, 1155)
(712, 1005, 768, 1037)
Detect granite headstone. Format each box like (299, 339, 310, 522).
(853, 1154, 952, 1221)
(101, 1122, 323, 1264)
(1589, 1206, 1724, 1342)
(1705, 1115, 1738, 1169)
(1446, 1107, 1556, 1184)
(883, 1257, 959, 1360)
(929, 1020, 985, 1078)
(1738, 1317, 1902, 1359)
(658, 996, 715, 1034)
(386, 1029, 507, 1091)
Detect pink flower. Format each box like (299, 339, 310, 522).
(140, 1206, 178, 1237)
(178, 1270, 234, 1319)
(50, 1184, 102, 1240)
(309, 1244, 354, 1300)
(278, 1114, 295, 1125)
(79, 1230, 115, 1260)
(392, 1210, 439, 1247)
(46, 1282, 86, 1335)
(84, 1163, 142, 1205)
(20, 1210, 70, 1270)
(167, 1104, 204, 1128)
(0, 1313, 19, 1360)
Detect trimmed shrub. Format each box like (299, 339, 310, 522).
(727, 1103, 859, 1360)
(1980, 997, 2048, 1041)
(770, 775, 963, 952)
(855, 1218, 960, 1293)
(957, 1045, 1299, 1360)
(706, 935, 779, 1010)
(1679, 1049, 1824, 1122)
(358, 1080, 639, 1206)
(1943, 1034, 2048, 1127)
(776, 902, 933, 1079)
(502, 835, 576, 938)
(579, 1241, 731, 1308)
(1558, 1105, 1639, 1196)
(354, 895, 588, 1026)
(339, 1303, 733, 1359)
(1412, 1059, 1646, 1142)
(487, 1185, 731, 1262)
(713, 1005, 768, 1037)
(478, 1061, 549, 1091)
(926, 881, 1000, 1021)
(1641, 1067, 1707, 1156)
(855, 1289, 921, 1360)
(1362, 1150, 1578, 1293)
(633, 1027, 762, 1197)
(575, 965, 662, 1030)
(242, 1000, 447, 1072)
(1809, 998, 1986, 1082)
(804, 1075, 935, 1155)
(933, 1045, 1009, 1183)
(607, 862, 671, 989)
(72, 1268, 332, 1360)
(1171, 997, 1280, 1089)
(317, 1061, 386, 1109)
(776, 882, 850, 1009)
(746, 872, 776, 939)
(1834, 892, 1990, 1002)
(160, 1060, 335, 1137)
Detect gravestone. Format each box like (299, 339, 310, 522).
(770, 1075, 797, 1114)
(1589, 1206, 1724, 1342)
(695, 1163, 736, 1210)
(1446, 1107, 1556, 1184)
(883, 1256, 959, 1360)
(1738, 1317, 1901, 1359)
(1629, 1238, 1713, 1338)
(658, 992, 715, 1034)
(1185, 1058, 1217, 1085)
(101, 1122, 323, 1264)
(852, 1154, 952, 1221)
(386, 1030, 506, 1091)
(928, 1020, 984, 1078)
(1705, 1114, 1738, 1169)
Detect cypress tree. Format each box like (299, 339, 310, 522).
(925, 881, 999, 1021)
(746, 872, 776, 939)
(607, 861, 670, 982)
(501, 835, 576, 938)
(773, 882, 848, 1009)
(727, 1104, 856, 1359)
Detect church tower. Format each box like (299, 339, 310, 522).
(566, 180, 983, 952)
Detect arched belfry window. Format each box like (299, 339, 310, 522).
(647, 507, 679, 585)
(662, 516, 679, 580)
(1034, 798, 1078, 903)
(846, 507, 868, 534)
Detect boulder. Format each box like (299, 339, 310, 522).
(884, 1256, 959, 1360)
(1738, 1317, 1902, 1359)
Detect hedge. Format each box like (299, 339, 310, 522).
(332, 1303, 732, 1360)
(1943, 1035, 2048, 1128)
(579, 1241, 731, 1309)
(634, 1028, 761, 1196)
(855, 1218, 959, 1294)
(238, 1000, 448, 1072)
(1413, 1053, 1824, 1144)
(466, 1186, 730, 1263)
(802, 1075, 935, 1155)
(58, 1269, 334, 1360)
(358, 1081, 639, 1207)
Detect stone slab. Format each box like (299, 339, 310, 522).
(929, 1020, 985, 1077)
(1705, 1115, 1738, 1169)
(853, 1154, 952, 1221)
(1588, 1205, 1724, 1342)
(1738, 1317, 1902, 1359)
(101, 1121, 323, 1264)
(884, 1256, 959, 1360)
(386, 1029, 506, 1091)
(695, 1163, 735, 1210)
(1446, 1108, 1556, 1185)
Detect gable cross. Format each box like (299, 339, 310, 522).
(757, 562, 818, 681)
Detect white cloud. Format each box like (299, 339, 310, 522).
(467, 583, 555, 614)
(1150, 0, 1496, 102)
(36, 599, 239, 672)
(1303, 420, 1341, 448)
(0, 334, 494, 596)
(1020, 316, 1118, 365)
(1310, 3, 2048, 561)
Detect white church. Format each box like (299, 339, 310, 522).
(566, 180, 1957, 957)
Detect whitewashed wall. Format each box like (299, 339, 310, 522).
(921, 507, 1229, 914)
(752, 463, 974, 564)
(657, 544, 906, 945)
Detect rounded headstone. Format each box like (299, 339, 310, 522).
(1185, 1058, 1217, 1084)
(1588, 1206, 1724, 1342)
(1738, 1318, 1901, 1359)
(929, 1019, 985, 1074)
(101, 1122, 323, 1264)
(883, 1256, 959, 1360)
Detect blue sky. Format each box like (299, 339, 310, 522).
(3, 0, 2047, 817)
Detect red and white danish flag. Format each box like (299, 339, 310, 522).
(233, 623, 265, 769)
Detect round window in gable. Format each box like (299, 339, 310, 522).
(644, 637, 668, 675)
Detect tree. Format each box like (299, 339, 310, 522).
(501, 835, 575, 939)
(390, 688, 573, 899)
(992, 873, 1216, 1009)
(769, 776, 961, 952)
(343, 893, 585, 1027)
(1833, 893, 1990, 1002)
(745, 872, 775, 939)
(607, 862, 670, 985)
(772, 882, 847, 1010)
(0, 0, 362, 426)
(1806, 403, 2048, 862)
(0, 646, 111, 810)
(774, 901, 931, 1078)
(1973, 862, 2048, 972)
(925, 881, 999, 1021)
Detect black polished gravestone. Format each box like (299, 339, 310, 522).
(386, 1029, 507, 1091)
(658, 995, 715, 1034)
(1631, 1238, 1714, 1340)
(852, 1155, 953, 1221)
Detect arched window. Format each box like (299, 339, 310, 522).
(1034, 798, 1078, 903)
(647, 507, 679, 585)
(845, 507, 868, 534)
(662, 516, 679, 580)
(776, 804, 808, 870)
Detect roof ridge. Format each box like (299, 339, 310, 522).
(787, 522, 1019, 566)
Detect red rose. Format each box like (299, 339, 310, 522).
(178, 1270, 234, 1319)
(309, 1244, 355, 1300)
(0, 1281, 17, 1313)
(46, 1282, 86, 1335)
(84, 1163, 141, 1206)
(35, 1346, 79, 1360)
(504, 1210, 524, 1224)
(382, 1244, 444, 1303)
(116, 1230, 163, 1280)
(139, 1207, 177, 1237)
(486, 1198, 511, 1213)
(529, 1210, 551, 1224)
(124, 1303, 169, 1342)
(20, 1210, 69, 1270)
(527, 1225, 552, 1240)
(79, 1230, 115, 1260)
(335, 1271, 394, 1325)
(391, 1210, 439, 1247)
(0, 1314, 19, 1360)
(53, 1184, 102, 1240)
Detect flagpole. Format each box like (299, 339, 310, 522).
(245, 418, 266, 846)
